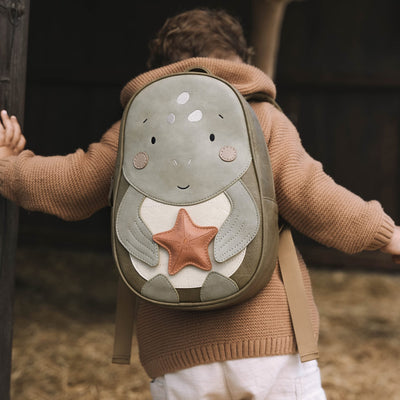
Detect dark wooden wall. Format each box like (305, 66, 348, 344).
(19, 0, 400, 267)
(276, 0, 400, 267)
(278, 0, 400, 213)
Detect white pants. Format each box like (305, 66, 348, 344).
(150, 354, 326, 400)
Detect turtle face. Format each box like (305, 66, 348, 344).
(122, 74, 252, 205)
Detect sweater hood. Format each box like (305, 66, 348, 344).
(120, 57, 276, 108)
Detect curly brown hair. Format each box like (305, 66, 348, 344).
(147, 9, 253, 69)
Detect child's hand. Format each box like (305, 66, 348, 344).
(0, 109, 26, 158)
(381, 226, 400, 264)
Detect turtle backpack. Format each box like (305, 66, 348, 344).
(110, 68, 318, 365)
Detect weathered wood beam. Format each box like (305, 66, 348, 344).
(251, 0, 297, 79)
(0, 1, 30, 399)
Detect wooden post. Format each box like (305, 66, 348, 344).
(251, 0, 297, 79)
(0, 1, 30, 399)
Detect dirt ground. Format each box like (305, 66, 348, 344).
(10, 246, 400, 400)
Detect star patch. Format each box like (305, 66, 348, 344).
(153, 208, 218, 275)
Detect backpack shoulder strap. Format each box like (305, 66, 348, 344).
(112, 277, 136, 364)
(279, 226, 319, 362)
(244, 92, 283, 112)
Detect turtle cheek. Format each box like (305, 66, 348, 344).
(133, 152, 149, 169)
(219, 146, 237, 162)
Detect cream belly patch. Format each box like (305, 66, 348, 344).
(130, 194, 246, 288)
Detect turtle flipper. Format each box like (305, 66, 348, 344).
(141, 274, 179, 302)
(200, 272, 239, 301)
(116, 186, 159, 267)
(214, 180, 260, 262)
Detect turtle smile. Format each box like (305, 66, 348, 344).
(177, 184, 190, 190)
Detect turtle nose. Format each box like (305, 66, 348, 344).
(171, 159, 192, 167)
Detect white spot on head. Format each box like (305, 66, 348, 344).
(188, 110, 202, 122)
(167, 113, 176, 124)
(177, 92, 190, 105)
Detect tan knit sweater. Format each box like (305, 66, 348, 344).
(0, 58, 394, 378)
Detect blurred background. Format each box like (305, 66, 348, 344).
(6, 0, 400, 398)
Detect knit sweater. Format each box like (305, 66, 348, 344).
(0, 58, 394, 378)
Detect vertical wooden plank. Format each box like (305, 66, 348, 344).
(251, 0, 295, 79)
(0, 1, 30, 399)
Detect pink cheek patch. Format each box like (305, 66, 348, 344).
(219, 146, 237, 162)
(133, 152, 149, 169)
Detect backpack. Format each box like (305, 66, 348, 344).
(110, 69, 318, 364)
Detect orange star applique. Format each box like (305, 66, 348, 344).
(152, 208, 218, 276)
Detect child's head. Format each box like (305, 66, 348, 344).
(147, 8, 253, 69)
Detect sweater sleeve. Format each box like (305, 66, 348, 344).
(0, 121, 120, 221)
(253, 103, 394, 253)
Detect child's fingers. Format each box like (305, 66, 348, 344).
(14, 134, 26, 153)
(0, 111, 25, 154)
(1, 110, 14, 145)
(10, 116, 21, 148)
(0, 110, 7, 146)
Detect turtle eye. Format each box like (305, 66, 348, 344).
(151, 137, 156, 144)
(209, 133, 215, 142)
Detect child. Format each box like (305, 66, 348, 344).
(1, 8, 399, 400)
